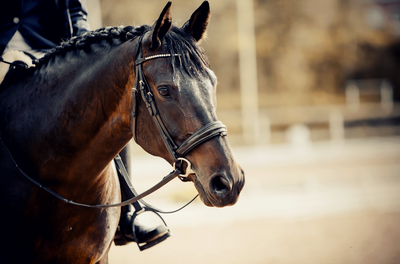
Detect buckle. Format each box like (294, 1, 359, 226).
(173, 158, 195, 181)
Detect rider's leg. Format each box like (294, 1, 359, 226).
(115, 142, 170, 247)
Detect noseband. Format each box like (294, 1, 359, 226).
(131, 40, 227, 180)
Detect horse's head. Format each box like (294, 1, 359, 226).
(134, 1, 244, 207)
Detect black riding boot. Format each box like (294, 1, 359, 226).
(114, 203, 170, 247)
(114, 143, 171, 250)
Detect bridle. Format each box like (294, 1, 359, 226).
(131, 39, 227, 180)
(0, 35, 228, 209)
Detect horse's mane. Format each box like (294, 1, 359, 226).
(0, 23, 210, 90)
(164, 26, 211, 79)
(37, 24, 210, 76)
(36, 25, 148, 67)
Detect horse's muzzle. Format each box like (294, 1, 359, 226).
(207, 168, 245, 207)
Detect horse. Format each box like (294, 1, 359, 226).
(0, 1, 244, 263)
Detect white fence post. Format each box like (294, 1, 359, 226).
(329, 109, 344, 142)
(236, 0, 260, 144)
(345, 81, 360, 112)
(381, 80, 393, 114)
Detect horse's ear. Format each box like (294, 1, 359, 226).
(151, 1, 172, 50)
(181, 1, 210, 42)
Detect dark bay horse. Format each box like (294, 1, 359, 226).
(0, 1, 244, 263)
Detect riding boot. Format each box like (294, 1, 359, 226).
(114, 143, 171, 249)
(114, 203, 170, 246)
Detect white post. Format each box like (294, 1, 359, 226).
(380, 80, 393, 114)
(329, 109, 344, 143)
(236, 0, 260, 144)
(345, 81, 360, 113)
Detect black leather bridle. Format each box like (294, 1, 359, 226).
(0, 36, 228, 209)
(131, 40, 227, 176)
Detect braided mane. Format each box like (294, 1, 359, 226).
(37, 23, 211, 79)
(36, 25, 150, 68)
(2, 22, 211, 88)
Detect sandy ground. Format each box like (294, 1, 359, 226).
(108, 137, 400, 264)
(110, 212, 400, 264)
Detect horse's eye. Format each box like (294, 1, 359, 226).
(158, 87, 170, 97)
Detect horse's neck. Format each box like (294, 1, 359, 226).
(5, 40, 137, 182)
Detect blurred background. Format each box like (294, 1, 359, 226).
(88, 0, 400, 263)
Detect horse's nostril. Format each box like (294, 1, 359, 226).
(211, 175, 231, 198)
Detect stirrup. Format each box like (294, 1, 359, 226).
(132, 207, 172, 251)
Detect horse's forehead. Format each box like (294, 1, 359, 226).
(146, 56, 216, 93)
(139, 31, 216, 106)
(176, 70, 216, 116)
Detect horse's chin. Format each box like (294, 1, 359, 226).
(198, 192, 239, 208)
(194, 180, 239, 208)
(199, 195, 214, 207)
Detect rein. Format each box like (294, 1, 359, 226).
(0, 132, 189, 208)
(0, 36, 228, 210)
(0, 58, 30, 69)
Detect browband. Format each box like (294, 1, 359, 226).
(135, 53, 180, 66)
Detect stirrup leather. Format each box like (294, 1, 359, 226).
(113, 154, 171, 250)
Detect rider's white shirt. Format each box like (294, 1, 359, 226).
(5, 30, 47, 58)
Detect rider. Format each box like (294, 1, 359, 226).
(0, 0, 169, 249)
